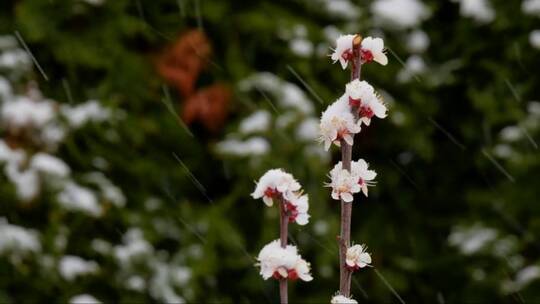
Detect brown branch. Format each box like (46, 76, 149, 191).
(279, 197, 289, 304)
(338, 34, 362, 297)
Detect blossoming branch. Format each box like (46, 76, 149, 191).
(252, 169, 312, 303)
(321, 34, 388, 302)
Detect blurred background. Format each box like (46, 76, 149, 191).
(1, 0, 539, 303)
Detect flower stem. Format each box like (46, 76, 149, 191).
(279, 198, 289, 304)
(339, 35, 362, 297)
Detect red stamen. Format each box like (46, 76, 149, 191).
(341, 49, 353, 61)
(359, 106, 374, 119)
(288, 269, 299, 280)
(360, 49, 374, 63)
(358, 178, 364, 186)
(272, 271, 282, 280)
(264, 187, 277, 198)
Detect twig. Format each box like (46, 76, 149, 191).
(338, 35, 362, 297)
(279, 197, 289, 304)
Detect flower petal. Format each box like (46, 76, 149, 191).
(341, 192, 354, 202)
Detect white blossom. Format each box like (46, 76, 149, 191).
(351, 159, 377, 196)
(57, 182, 102, 217)
(452, 0, 495, 23)
(60, 100, 111, 128)
(331, 294, 358, 304)
(256, 239, 313, 281)
(239, 73, 314, 114)
(397, 55, 426, 83)
(1, 96, 55, 130)
(30, 153, 71, 178)
(239, 110, 271, 134)
(251, 169, 301, 206)
(530, 30, 540, 49)
(346, 244, 372, 270)
(371, 0, 430, 29)
(0, 49, 31, 70)
(330, 35, 356, 69)
(329, 159, 377, 199)
(113, 228, 153, 266)
(321, 0, 360, 20)
(327, 168, 360, 202)
(406, 30, 430, 53)
(59, 255, 99, 281)
(81, 0, 105, 6)
(290, 38, 314, 57)
(0, 218, 41, 256)
(0, 76, 12, 101)
(296, 118, 320, 141)
(448, 224, 498, 255)
(285, 194, 310, 225)
(85, 172, 126, 208)
(523, 0, 540, 16)
(4, 163, 40, 201)
(360, 37, 388, 66)
(216, 137, 270, 157)
(345, 79, 387, 126)
(69, 294, 101, 304)
(319, 94, 360, 150)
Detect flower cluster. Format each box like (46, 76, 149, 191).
(345, 244, 372, 271)
(331, 35, 388, 70)
(319, 75, 386, 151)
(327, 160, 377, 202)
(345, 79, 387, 126)
(331, 294, 358, 304)
(251, 168, 300, 206)
(319, 94, 361, 150)
(256, 239, 313, 282)
(251, 168, 310, 225)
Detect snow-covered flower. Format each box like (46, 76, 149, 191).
(448, 224, 498, 255)
(239, 110, 271, 134)
(360, 37, 388, 65)
(406, 30, 430, 53)
(1, 96, 55, 130)
(350, 159, 377, 196)
(329, 160, 377, 199)
(523, 0, 540, 16)
(345, 79, 387, 126)
(57, 182, 102, 217)
(346, 244, 372, 271)
(251, 169, 301, 206)
(0, 218, 41, 255)
(371, 0, 430, 29)
(256, 239, 313, 281)
(530, 30, 540, 49)
(58, 255, 99, 281)
(397, 55, 426, 83)
(319, 95, 361, 150)
(216, 137, 270, 157)
(285, 194, 310, 225)
(331, 294, 358, 304)
(453, 0, 495, 23)
(327, 167, 360, 202)
(30, 153, 70, 178)
(69, 294, 101, 304)
(331, 34, 356, 69)
(60, 100, 112, 128)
